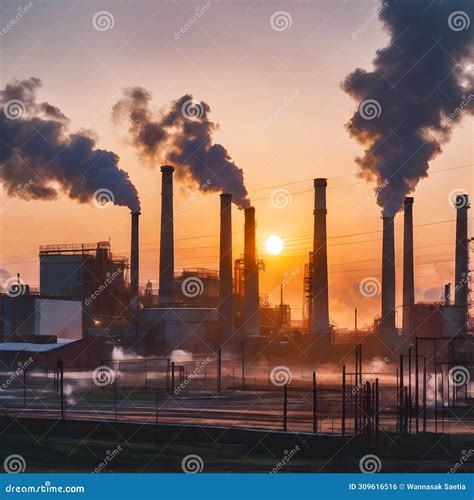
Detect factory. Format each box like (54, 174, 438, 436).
(0, 163, 471, 368)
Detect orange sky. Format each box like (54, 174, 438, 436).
(1, 0, 472, 327)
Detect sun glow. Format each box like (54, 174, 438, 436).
(265, 235, 284, 255)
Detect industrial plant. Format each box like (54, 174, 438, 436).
(0, 161, 472, 445)
(1, 166, 471, 361)
(0, 0, 473, 476)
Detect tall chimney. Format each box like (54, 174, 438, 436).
(219, 194, 233, 343)
(243, 206, 260, 335)
(311, 178, 330, 336)
(402, 197, 414, 336)
(159, 165, 175, 304)
(454, 194, 469, 333)
(130, 211, 140, 313)
(381, 215, 396, 335)
(444, 283, 451, 305)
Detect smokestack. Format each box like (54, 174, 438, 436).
(454, 194, 470, 333)
(219, 194, 233, 342)
(381, 215, 396, 335)
(402, 197, 414, 336)
(159, 165, 175, 304)
(243, 207, 260, 335)
(311, 178, 330, 336)
(444, 283, 451, 306)
(130, 211, 140, 313)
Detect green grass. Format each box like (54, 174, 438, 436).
(2, 434, 473, 473)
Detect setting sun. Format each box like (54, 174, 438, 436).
(265, 235, 284, 255)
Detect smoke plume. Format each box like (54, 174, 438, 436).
(113, 87, 250, 209)
(0, 78, 140, 211)
(343, 0, 474, 216)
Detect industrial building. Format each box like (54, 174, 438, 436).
(0, 163, 471, 369)
(39, 240, 129, 324)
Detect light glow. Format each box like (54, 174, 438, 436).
(265, 235, 284, 255)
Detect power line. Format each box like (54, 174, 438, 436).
(250, 163, 474, 193)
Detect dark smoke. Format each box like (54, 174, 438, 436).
(113, 87, 250, 209)
(0, 78, 140, 211)
(343, 0, 474, 216)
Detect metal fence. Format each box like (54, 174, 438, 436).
(1, 349, 472, 436)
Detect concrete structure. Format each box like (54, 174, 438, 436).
(243, 207, 260, 335)
(130, 211, 140, 313)
(454, 194, 469, 334)
(402, 197, 415, 336)
(311, 178, 330, 336)
(159, 165, 175, 304)
(381, 215, 397, 335)
(39, 241, 128, 323)
(174, 268, 219, 306)
(218, 194, 234, 343)
(140, 307, 219, 352)
(3, 293, 82, 342)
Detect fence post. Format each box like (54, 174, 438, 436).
(375, 378, 380, 442)
(23, 366, 27, 409)
(217, 347, 222, 393)
(241, 341, 245, 387)
(283, 384, 288, 432)
(114, 373, 118, 422)
(342, 365, 346, 436)
(171, 362, 175, 395)
(312, 371, 317, 433)
(60, 360, 64, 419)
(423, 358, 427, 432)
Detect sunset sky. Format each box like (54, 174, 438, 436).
(1, 0, 472, 328)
